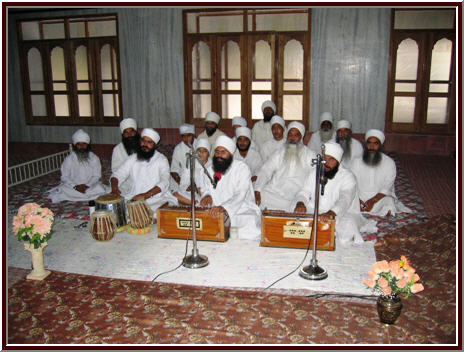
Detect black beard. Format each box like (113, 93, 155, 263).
(213, 155, 233, 174)
(136, 145, 156, 161)
(263, 113, 273, 123)
(324, 163, 339, 180)
(362, 147, 382, 166)
(336, 135, 352, 160)
(205, 126, 217, 137)
(237, 141, 251, 152)
(73, 144, 90, 162)
(122, 133, 141, 155)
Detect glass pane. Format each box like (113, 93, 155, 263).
(222, 81, 241, 90)
(395, 39, 418, 80)
(284, 39, 303, 80)
(426, 97, 448, 124)
(186, 13, 197, 33)
(429, 83, 449, 93)
(103, 94, 119, 116)
(78, 94, 93, 117)
(221, 41, 241, 79)
(283, 95, 303, 120)
(221, 94, 241, 119)
(54, 95, 69, 116)
(22, 22, 40, 40)
(395, 83, 416, 92)
(430, 38, 452, 81)
(394, 10, 455, 30)
(78, 83, 90, 90)
(69, 22, 86, 38)
(284, 81, 303, 91)
(255, 12, 308, 31)
(392, 96, 415, 123)
(102, 82, 117, 90)
(101, 44, 116, 80)
(28, 48, 44, 91)
(192, 41, 211, 90)
(255, 40, 271, 79)
(31, 95, 47, 116)
(252, 81, 271, 90)
(193, 94, 211, 119)
(51, 47, 66, 86)
(53, 83, 67, 90)
(252, 94, 271, 119)
(199, 14, 243, 33)
(43, 22, 65, 39)
(75, 45, 89, 80)
(89, 20, 117, 37)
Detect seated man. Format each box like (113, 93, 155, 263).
(48, 129, 106, 203)
(110, 128, 172, 216)
(197, 112, 225, 146)
(231, 116, 247, 143)
(251, 100, 276, 151)
(233, 127, 263, 184)
(260, 115, 286, 162)
(111, 118, 140, 195)
(307, 112, 336, 152)
(199, 135, 261, 240)
(173, 138, 211, 206)
(254, 121, 316, 213)
(170, 123, 195, 190)
(351, 129, 412, 216)
(335, 119, 363, 169)
(294, 142, 377, 244)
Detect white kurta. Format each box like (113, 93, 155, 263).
(233, 144, 263, 178)
(251, 120, 273, 151)
(307, 130, 336, 154)
(47, 152, 107, 203)
(294, 166, 378, 244)
(339, 138, 363, 170)
(111, 142, 133, 195)
(169, 141, 192, 192)
(197, 129, 225, 146)
(260, 138, 285, 162)
(351, 153, 413, 216)
(176, 158, 212, 202)
(200, 160, 262, 241)
(112, 152, 173, 216)
(254, 145, 316, 212)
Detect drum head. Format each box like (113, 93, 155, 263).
(96, 193, 124, 204)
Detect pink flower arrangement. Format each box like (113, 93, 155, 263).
(12, 203, 54, 249)
(363, 256, 424, 298)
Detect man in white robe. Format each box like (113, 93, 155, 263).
(335, 119, 363, 170)
(111, 128, 172, 217)
(251, 100, 276, 151)
(111, 118, 140, 195)
(170, 123, 195, 191)
(48, 129, 106, 203)
(254, 121, 316, 213)
(307, 112, 336, 153)
(260, 115, 286, 162)
(351, 129, 412, 216)
(233, 127, 263, 184)
(199, 135, 261, 241)
(231, 116, 247, 143)
(294, 142, 377, 244)
(197, 112, 225, 146)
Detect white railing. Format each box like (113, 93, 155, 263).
(8, 144, 73, 188)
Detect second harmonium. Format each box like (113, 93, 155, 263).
(261, 210, 335, 251)
(156, 205, 230, 242)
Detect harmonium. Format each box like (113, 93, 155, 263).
(260, 210, 335, 251)
(156, 205, 230, 242)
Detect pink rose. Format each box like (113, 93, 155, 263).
(411, 283, 424, 293)
(381, 286, 392, 295)
(18, 203, 41, 217)
(396, 278, 408, 288)
(378, 277, 388, 288)
(413, 273, 420, 283)
(363, 279, 375, 288)
(368, 271, 378, 280)
(12, 216, 23, 235)
(39, 208, 54, 218)
(25, 215, 52, 236)
(372, 260, 390, 274)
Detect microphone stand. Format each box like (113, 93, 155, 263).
(182, 147, 209, 269)
(299, 147, 328, 280)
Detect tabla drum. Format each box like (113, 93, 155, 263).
(126, 199, 153, 234)
(95, 194, 127, 230)
(89, 210, 117, 241)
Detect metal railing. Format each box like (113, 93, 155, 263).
(8, 144, 72, 188)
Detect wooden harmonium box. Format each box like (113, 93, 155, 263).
(261, 210, 335, 251)
(156, 205, 230, 242)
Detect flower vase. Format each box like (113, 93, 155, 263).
(377, 295, 402, 324)
(24, 242, 51, 280)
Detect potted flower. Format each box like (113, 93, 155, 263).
(363, 256, 424, 324)
(12, 203, 54, 280)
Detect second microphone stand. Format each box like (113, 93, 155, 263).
(182, 148, 209, 269)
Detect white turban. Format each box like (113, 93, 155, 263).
(261, 100, 276, 113)
(320, 112, 334, 124)
(270, 115, 285, 129)
(336, 120, 352, 130)
(323, 141, 344, 163)
(214, 135, 236, 155)
(72, 129, 90, 145)
(119, 118, 137, 134)
(194, 138, 211, 153)
(179, 123, 195, 135)
(287, 121, 305, 137)
(205, 112, 221, 124)
(235, 127, 251, 140)
(141, 128, 160, 144)
(232, 116, 247, 127)
(365, 129, 385, 144)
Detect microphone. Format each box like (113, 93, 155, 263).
(320, 145, 327, 196)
